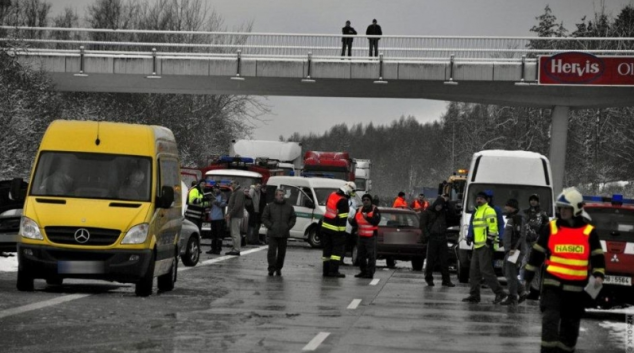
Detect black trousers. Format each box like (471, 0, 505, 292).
(267, 236, 288, 272)
(540, 285, 585, 353)
(341, 41, 353, 56)
(357, 236, 376, 276)
(321, 229, 346, 273)
(425, 235, 450, 283)
(469, 246, 503, 297)
(210, 220, 224, 252)
(368, 39, 379, 57)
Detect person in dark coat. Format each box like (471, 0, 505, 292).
(522, 193, 549, 300)
(341, 20, 357, 57)
(500, 198, 527, 306)
(261, 188, 297, 276)
(420, 195, 455, 287)
(365, 19, 382, 57)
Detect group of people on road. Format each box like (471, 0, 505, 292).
(341, 19, 383, 57)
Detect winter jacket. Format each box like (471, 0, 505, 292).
(262, 199, 297, 238)
(209, 193, 226, 221)
(420, 197, 451, 242)
(342, 25, 357, 43)
(227, 186, 246, 218)
(503, 210, 527, 266)
(366, 24, 382, 37)
(524, 206, 549, 243)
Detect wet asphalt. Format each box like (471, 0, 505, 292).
(0, 240, 626, 353)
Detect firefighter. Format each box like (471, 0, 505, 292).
(321, 182, 354, 278)
(392, 191, 408, 208)
(523, 187, 605, 353)
(411, 193, 429, 213)
(462, 191, 508, 304)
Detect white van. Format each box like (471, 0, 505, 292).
(261, 176, 349, 248)
(456, 150, 555, 283)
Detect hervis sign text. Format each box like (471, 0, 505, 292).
(539, 52, 634, 86)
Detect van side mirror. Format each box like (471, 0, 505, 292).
(157, 186, 175, 208)
(10, 178, 25, 203)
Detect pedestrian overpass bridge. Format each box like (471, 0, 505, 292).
(2, 26, 634, 193)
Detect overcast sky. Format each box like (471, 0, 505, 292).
(47, 0, 633, 140)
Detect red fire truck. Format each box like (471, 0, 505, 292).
(583, 194, 634, 306)
(302, 151, 355, 181)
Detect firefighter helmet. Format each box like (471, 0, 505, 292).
(556, 187, 585, 216)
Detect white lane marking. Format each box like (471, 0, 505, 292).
(0, 246, 268, 319)
(302, 332, 330, 351)
(369, 278, 380, 286)
(347, 299, 362, 309)
(0, 294, 90, 319)
(179, 245, 268, 273)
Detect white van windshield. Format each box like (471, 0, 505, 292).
(465, 184, 553, 216)
(30, 151, 152, 201)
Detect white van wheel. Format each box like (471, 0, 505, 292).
(307, 228, 321, 248)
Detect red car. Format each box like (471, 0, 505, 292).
(376, 207, 425, 271)
(584, 194, 634, 306)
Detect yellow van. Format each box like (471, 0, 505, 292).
(16, 120, 182, 296)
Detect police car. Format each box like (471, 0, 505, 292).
(583, 194, 634, 305)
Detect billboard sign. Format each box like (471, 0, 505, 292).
(539, 52, 634, 86)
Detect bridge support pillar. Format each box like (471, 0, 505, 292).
(549, 106, 570, 197)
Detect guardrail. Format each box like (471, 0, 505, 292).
(2, 26, 634, 61)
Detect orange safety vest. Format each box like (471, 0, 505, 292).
(355, 207, 378, 237)
(325, 192, 345, 220)
(412, 200, 429, 211)
(393, 196, 408, 209)
(545, 220, 593, 281)
(322, 192, 348, 232)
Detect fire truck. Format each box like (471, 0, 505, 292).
(583, 194, 634, 306)
(302, 151, 356, 181)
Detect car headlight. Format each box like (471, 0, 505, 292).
(121, 223, 149, 244)
(20, 216, 43, 240)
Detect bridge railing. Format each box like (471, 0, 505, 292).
(2, 26, 634, 61)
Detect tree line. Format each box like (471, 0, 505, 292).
(0, 0, 266, 180)
(285, 5, 634, 201)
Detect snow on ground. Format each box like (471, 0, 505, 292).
(588, 306, 634, 349)
(0, 254, 18, 272)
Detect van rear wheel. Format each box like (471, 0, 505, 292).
(135, 253, 155, 297)
(158, 255, 178, 292)
(17, 269, 34, 291)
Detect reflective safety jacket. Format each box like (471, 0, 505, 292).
(412, 200, 429, 212)
(393, 196, 408, 209)
(545, 221, 592, 281)
(472, 203, 498, 249)
(322, 192, 349, 233)
(525, 217, 605, 290)
(355, 206, 379, 237)
(188, 187, 207, 206)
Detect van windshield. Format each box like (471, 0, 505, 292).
(465, 184, 553, 216)
(30, 152, 152, 202)
(314, 188, 339, 206)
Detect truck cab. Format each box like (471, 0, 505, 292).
(354, 159, 371, 194)
(303, 151, 356, 181)
(583, 194, 634, 306)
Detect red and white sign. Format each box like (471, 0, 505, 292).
(539, 52, 634, 86)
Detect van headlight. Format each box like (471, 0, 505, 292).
(20, 217, 43, 240)
(121, 224, 149, 244)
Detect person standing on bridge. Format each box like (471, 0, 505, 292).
(261, 188, 296, 276)
(523, 187, 605, 353)
(365, 19, 382, 57)
(341, 20, 357, 57)
(321, 183, 353, 277)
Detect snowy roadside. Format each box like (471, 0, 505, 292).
(0, 254, 18, 272)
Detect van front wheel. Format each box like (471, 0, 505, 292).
(17, 269, 34, 291)
(135, 253, 155, 297)
(307, 228, 321, 248)
(158, 255, 178, 292)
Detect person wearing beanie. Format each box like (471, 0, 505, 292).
(500, 198, 527, 306)
(522, 193, 549, 300)
(463, 191, 508, 304)
(348, 194, 381, 279)
(393, 191, 408, 209)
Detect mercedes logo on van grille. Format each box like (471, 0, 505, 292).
(74, 228, 91, 244)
